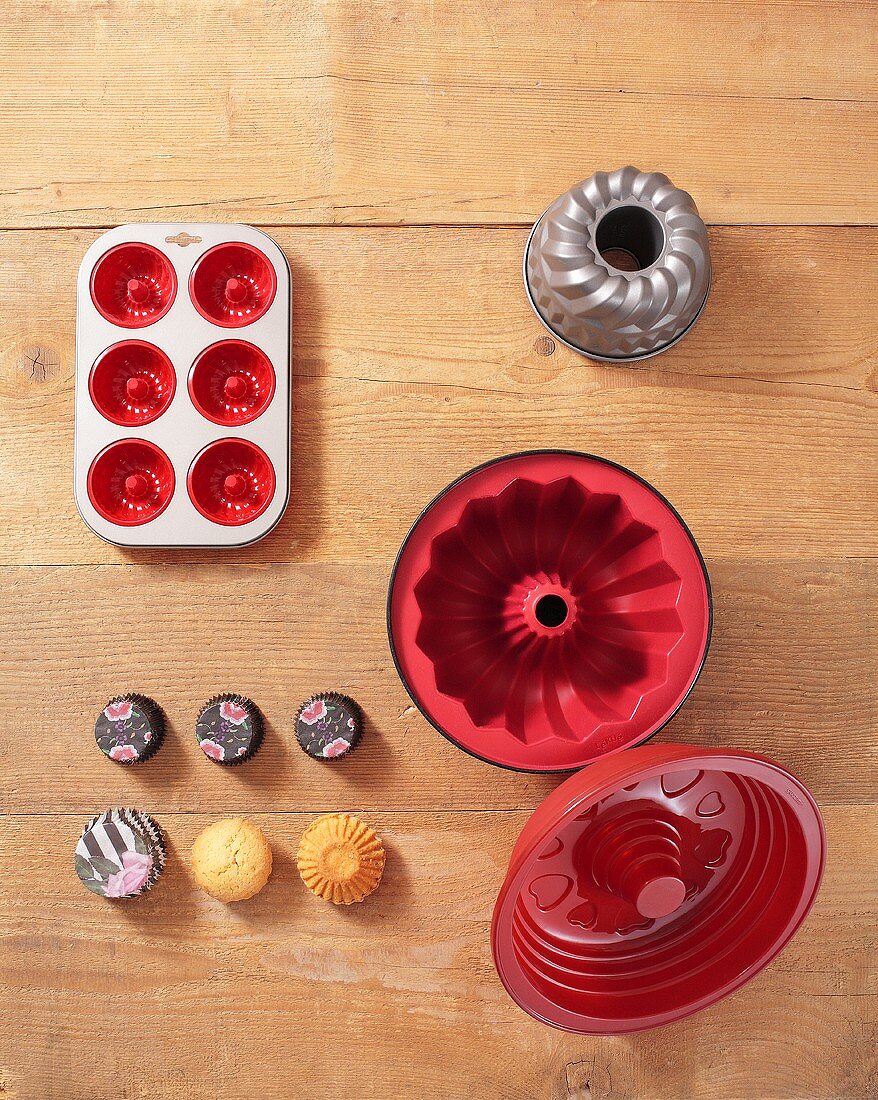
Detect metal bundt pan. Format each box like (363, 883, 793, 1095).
(524, 167, 711, 362)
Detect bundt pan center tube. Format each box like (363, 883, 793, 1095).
(525, 166, 711, 361)
(387, 451, 712, 772)
(491, 744, 826, 1034)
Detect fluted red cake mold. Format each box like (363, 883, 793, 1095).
(75, 224, 291, 548)
(90, 242, 178, 328)
(491, 744, 825, 1033)
(188, 340, 276, 426)
(89, 340, 176, 426)
(189, 242, 277, 327)
(87, 439, 175, 526)
(388, 451, 711, 772)
(187, 438, 276, 526)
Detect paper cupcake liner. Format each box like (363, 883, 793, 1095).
(294, 691, 363, 762)
(95, 693, 166, 765)
(195, 693, 264, 766)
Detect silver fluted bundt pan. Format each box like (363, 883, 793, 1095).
(524, 167, 711, 361)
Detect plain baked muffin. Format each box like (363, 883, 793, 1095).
(190, 817, 272, 902)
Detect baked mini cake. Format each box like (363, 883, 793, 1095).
(297, 813, 385, 905)
(195, 693, 263, 765)
(190, 818, 272, 902)
(95, 694, 166, 764)
(294, 692, 362, 761)
(74, 809, 165, 899)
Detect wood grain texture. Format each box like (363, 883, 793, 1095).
(1, 1, 876, 226)
(0, 226, 876, 567)
(0, 557, 874, 813)
(2, 2, 877, 1096)
(0, 809, 874, 1100)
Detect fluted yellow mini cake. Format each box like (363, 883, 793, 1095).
(190, 817, 272, 902)
(297, 813, 385, 905)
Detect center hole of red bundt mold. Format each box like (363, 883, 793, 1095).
(223, 472, 248, 499)
(224, 277, 248, 304)
(223, 374, 249, 401)
(126, 277, 149, 304)
(634, 875, 687, 919)
(124, 473, 149, 500)
(534, 594, 568, 629)
(596, 206, 664, 271)
(125, 376, 151, 402)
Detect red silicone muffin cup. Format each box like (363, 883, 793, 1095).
(387, 451, 712, 773)
(87, 439, 175, 526)
(188, 340, 276, 426)
(491, 743, 826, 1034)
(89, 340, 176, 426)
(187, 438, 276, 526)
(90, 243, 177, 328)
(189, 242, 277, 327)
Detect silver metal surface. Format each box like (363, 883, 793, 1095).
(74, 224, 291, 548)
(524, 167, 711, 361)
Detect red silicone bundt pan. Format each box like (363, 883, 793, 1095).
(387, 451, 712, 772)
(189, 242, 277, 327)
(492, 744, 825, 1033)
(90, 243, 177, 328)
(87, 439, 175, 526)
(188, 340, 276, 426)
(187, 438, 276, 526)
(89, 340, 176, 426)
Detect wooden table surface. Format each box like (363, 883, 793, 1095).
(1, 3, 876, 1098)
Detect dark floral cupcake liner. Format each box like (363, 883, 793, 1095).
(195, 693, 263, 766)
(95, 693, 166, 765)
(295, 691, 363, 761)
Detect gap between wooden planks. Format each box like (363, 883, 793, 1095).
(0, 226, 875, 568)
(1, 1, 876, 227)
(0, 808, 874, 1100)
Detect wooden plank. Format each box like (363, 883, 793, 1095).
(0, 558, 873, 813)
(1, 2, 876, 227)
(0, 808, 874, 1099)
(1, 226, 875, 568)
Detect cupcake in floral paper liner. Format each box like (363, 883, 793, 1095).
(195, 693, 263, 765)
(295, 692, 362, 761)
(95, 693, 166, 765)
(74, 809, 166, 899)
(297, 813, 385, 905)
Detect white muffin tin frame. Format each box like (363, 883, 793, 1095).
(74, 223, 291, 548)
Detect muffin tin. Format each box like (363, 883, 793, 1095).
(75, 224, 291, 547)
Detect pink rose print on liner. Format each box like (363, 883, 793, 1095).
(104, 699, 133, 722)
(109, 744, 138, 762)
(220, 699, 249, 725)
(200, 739, 225, 762)
(104, 851, 153, 898)
(347, 717, 355, 729)
(299, 699, 327, 725)
(322, 737, 351, 759)
(236, 746, 246, 756)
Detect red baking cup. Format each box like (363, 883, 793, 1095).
(87, 439, 175, 526)
(387, 451, 711, 772)
(90, 243, 177, 328)
(187, 438, 276, 526)
(89, 340, 176, 426)
(491, 744, 825, 1034)
(189, 242, 277, 327)
(188, 340, 276, 426)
